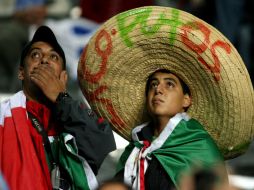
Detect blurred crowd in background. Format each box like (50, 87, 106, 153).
(0, 0, 254, 189)
(1, 0, 254, 95)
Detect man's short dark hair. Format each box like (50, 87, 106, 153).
(145, 69, 191, 96)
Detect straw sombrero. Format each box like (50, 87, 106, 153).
(78, 6, 254, 159)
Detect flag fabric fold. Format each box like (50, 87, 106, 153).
(117, 113, 224, 190)
(0, 91, 97, 190)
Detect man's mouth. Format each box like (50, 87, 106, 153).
(152, 98, 164, 104)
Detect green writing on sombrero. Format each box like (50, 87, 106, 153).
(117, 7, 183, 47)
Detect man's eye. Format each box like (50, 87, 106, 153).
(167, 81, 175, 87)
(150, 81, 158, 89)
(31, 51, 41, 59)
(50, 54, 59, 61)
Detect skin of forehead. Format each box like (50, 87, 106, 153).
(146, 70, 185, 96)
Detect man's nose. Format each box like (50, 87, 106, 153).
(155, 84, 163, 94)
(41, 55, 49, 64)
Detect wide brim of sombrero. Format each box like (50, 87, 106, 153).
(78, 6, 254, 159)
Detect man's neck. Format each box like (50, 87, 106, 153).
(152, 116, 170, 137)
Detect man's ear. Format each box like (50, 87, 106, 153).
(183, 94, 192, 109)
(18, 66, 24, 80)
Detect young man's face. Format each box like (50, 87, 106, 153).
(146, 72, 191, 119)
(18, 41, 64, 90)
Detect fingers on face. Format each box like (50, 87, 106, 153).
(39, 64, 55, 75)
(31, 65, 55, 86)
(30, 72, 47, 88)
(31, 65, 55, 78)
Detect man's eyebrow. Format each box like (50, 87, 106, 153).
(29, 47, 41, 51)
(150, 77, 177, 83)
(148, 78, 159, 85)
(163, 77, 177, 83)
(27, 47, 41, 55)
(150, 77, 158, 81)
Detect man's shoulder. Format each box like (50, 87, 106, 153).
(177, 118, 215, 141)
(185, 118, 207, 131)
(0, 91, 26, 116)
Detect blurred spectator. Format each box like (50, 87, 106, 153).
(179, 165, 237, 190)
(79, 0, 154, 23)
(97, 179, 131, 190)
(0, 0, 74, 93)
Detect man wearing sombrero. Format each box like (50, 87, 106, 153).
(114, 68, 227, 189)
(78, 6, 254, 190)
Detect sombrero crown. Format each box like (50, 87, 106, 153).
(78, 6, 254, 159)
